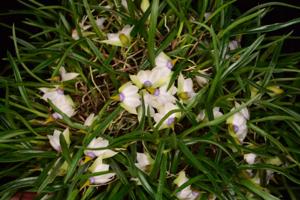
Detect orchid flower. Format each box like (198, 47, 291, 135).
(84, 137, 117, 160)
(195, 69, 209, 87)
(59, 67, 79, 82)
(101, 25, 133, 47)
(150, 84, 177, 110)
(177, 73, 196, 103)
(153, 103, 181, 129)
(96, 17, 106, 29)
(130, 67, 172, 90)
(135, 152, 153, 173)
(48, 128, 70, 152)
(244, 153, 257, 165)
(39, 87, 76, 118)
(226, 102, 249, 143)
(113, 82, 141, 114)
(196, 107, 223, 122)
(174, 171, 200, 200)
(88, 157, 116, 185)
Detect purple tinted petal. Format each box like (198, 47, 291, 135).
(89, 177, 95, 184)
(166, 117, 175, 126)
(56, 88, 64, 95)
(233, 125, 239, 133)
(119, 93, 125, 101)
(166, 61, 173, 69)
(154, 89, 160, 96)
(86, 152, 96, 158)
(143, 80, 152, 87)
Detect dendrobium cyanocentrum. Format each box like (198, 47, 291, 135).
(112, 82, 141, 114)
(87, 157, 116, 185)
(153, 103, 181, 130)
(39, 87, 76, 119)
(150, 84, 177, 110)
(173, 171, 200, 200)
(135, 152, 153, 173)
(101, 25, 133, 47)
(84, 137, 117, 161)
(177, 73, 196, 103)
(226, 102, 250, 143)
(48, 128, 70, 152)
(129, 67, 171, 92)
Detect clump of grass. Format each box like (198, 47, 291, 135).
(1, 0, 300, 199)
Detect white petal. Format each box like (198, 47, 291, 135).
(84, 113, 96, 126)
(174, 171, 189, 187)
(155, 52, 172, 69)
(124, 96, 141, 107)
(96, 17, 106, 29)
(135, 152, 152, 172)
(120, 25, 133, 37)
(244, 153, 257, 165)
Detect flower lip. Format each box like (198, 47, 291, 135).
(233, 125, 239, 133)
(167, 117, 175, 126)
(119, 93, 125, 102)
(143, 80, 152, 88)
(154, 89, 160, 96)
(56, 88, 64, 95)
(89, 177, 95, 184)
(166, 61, 173, 69)
(86, 152, 96, 159)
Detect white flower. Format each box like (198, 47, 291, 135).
(150, 84, 177, 109)
(195, 69, 209, 87)
(101, 25, 133, 47)
(96, 17, 106, 29)
(228, 40, 240, 51)
(153, 103, 181, 129)
(226, 102, 249, 143)
(48, 128, 70, 152)
(155, 52, 173, 70)
(84, 113, 96, 126)
(88, 157, 116, 185)
(244, 153, 257, 165)
(85, 137, 118, 159)
(177, 73, 195, 103)
(115, 82, 141, 114)
(174, 171, 200, 200)
(59, 67, 79, 82)
(135, 152, 153, 173)
(130, 67, 172, 90)
(196, 107, 223, 122)
(39, 87, 76, 118)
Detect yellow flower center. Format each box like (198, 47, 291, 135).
(119, 33, 130, 47)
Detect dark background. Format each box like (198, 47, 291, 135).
(0, 0, 300, 62)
